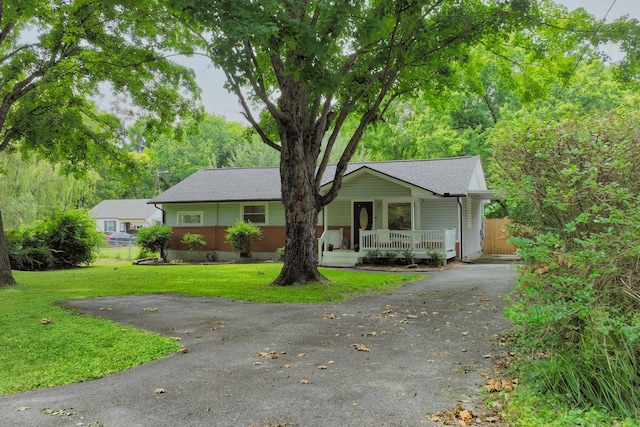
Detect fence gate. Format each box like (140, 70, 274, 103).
(483, 218, 517, 255)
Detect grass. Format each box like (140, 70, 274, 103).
(0, 260, 420, 395)
(96, 245, 140, 260)
(500, 386, 639, 426)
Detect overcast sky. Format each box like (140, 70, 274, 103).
(172, 1, 640, 123)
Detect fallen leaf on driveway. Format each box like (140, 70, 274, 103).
(15, 407, 30, 412)
(154, 388, 166, 394)
(300, 379, 310, 384)
(351, 343, 371, 352)
(318, 365, 328, 370)
(322, 313, 337, 320)
(257, 351, 279, 359)
(430, 402, 475, 425)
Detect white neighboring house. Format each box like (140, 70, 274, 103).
(89, 199, 163, 234)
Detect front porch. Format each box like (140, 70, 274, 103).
(318, 228, 457, 267)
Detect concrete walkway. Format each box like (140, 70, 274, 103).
(1, 261, 517, 427)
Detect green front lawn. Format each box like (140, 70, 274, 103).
(0, 261, 419, 395)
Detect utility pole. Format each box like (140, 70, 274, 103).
(155, 170, 169, 195)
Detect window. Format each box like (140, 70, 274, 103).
(104, 220, 116, 232)
(178, 211, 203, 226)
(387, 202, 412, 230)
(243, 204, 266, 224)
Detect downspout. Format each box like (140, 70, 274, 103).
(153, 204, 165, 225)
(215, 203, 219, 256)
(457, 197, 464, 261)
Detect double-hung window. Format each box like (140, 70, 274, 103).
(104, 220, 116, 233)
(242, 204, 267, 224)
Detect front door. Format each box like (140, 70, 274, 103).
(353, 201, 373, 250)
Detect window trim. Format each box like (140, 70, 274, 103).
(241, 203, 268, 225)
(104, 220, 116, 233)
(177, 211, 204, 226)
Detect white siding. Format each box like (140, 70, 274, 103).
(217, 203, 240, 225)
(267, 202, 286, 226)
(163, 203, 217, 227)
(419, 198, 459, 233)
(461, 197, 486, 260)
(162, 202, 287, 227)
(326, 200, 351, 226)
(374, 199, 383, 229)
(336, 173, 411, 199)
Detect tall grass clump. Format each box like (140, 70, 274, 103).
(492, 110, 640, 418)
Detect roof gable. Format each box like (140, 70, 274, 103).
(89, 199, 161, 220)
(149, 156, 486, 204)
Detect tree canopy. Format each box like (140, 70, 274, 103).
(0, 0, 200, 286)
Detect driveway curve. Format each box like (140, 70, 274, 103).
(1, 262, 517, 427)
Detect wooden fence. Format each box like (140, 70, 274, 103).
(483, 218, 518, 255)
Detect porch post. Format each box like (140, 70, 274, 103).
(411, 199, 417, 250)
(411, 198, 416, 231)
(323, 206, 328, 234)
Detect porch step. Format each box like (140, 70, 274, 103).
(320, 250, 361, 268)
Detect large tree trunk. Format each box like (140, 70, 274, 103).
(0, 207, 17, 287)
(273, 137, 327, 286)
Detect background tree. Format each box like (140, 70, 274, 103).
(0, 0, 199, 287)
(143, 114, 245, 191)
(0, 153, 92, 229)
(172, 0, 533, 285)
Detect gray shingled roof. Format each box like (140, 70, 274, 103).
(148, 156, 482, 204)
(89, 199, 160, 219)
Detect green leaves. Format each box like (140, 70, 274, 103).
(224, 220, 262, 259)
(1, 0, 200, 168)
(137, 225, 173, 262)
(497, 110, 640, 417)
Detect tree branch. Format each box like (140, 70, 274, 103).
(225, 72, 281, 152)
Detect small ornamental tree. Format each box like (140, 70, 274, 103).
(181, 233, 207, 260)
(137, 225, 173, 262)
(225, 220, 262, 260)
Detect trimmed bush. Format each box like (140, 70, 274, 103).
(137, 225, 172, 262)
(181, 233, 207, 260)
(225, 220, 262, 259)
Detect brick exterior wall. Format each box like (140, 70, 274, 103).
(170, 225, 353, 253)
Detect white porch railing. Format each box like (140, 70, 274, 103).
(318, 228, 457, 266)
(360, 229, 456, 259)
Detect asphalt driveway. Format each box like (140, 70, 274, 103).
(1, 261, 517, 427)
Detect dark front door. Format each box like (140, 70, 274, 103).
(353, 201, 373, 250)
